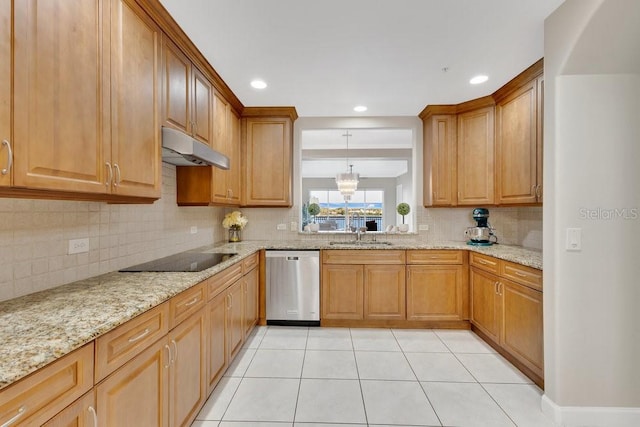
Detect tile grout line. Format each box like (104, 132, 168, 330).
(392, 328, 445, 427)
(291, 326, 310, 426)
(349, 327, 370, 427)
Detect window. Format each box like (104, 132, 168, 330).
(305, 189, 384, 231)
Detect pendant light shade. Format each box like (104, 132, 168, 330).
(335, 131, 359, 200)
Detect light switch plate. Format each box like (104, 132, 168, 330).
(277, 223, 287, 230)
(190, 226, 198, 234)
(566, 228, 582, 251)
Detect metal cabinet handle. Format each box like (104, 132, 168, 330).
(184, 296, 199, 307)
(1, 140, 12, 175)
(164, 344, 172, 368)
(531, 184, 536, 196)
(1, 406, 26, 427)
(494, 281, 500, 295)
(113, 164, 121, 187)
(536, 184, 542, 199)
(105, 162, 113, 186)
(514, 271, 527, 278)
(88, 405, 98, 427)
(171, 339, 178, 362)
(128, 328, 150, 343)
(478, 259, 488, 265)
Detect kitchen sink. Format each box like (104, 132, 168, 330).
(329, 241, 393, 246)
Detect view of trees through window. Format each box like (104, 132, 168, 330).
(304, 190, 384, 231)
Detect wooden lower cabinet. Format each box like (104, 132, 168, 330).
(96, 309, 206, 427)
(502, 279, 544, 377)
(43, 391, 96, 427)
(207, 291, 228, 392)
(470, 267, 502, 342)
(364, 264, 406, 320)
(321, 264, 364, 320)
(96, 337, 169, 427)
(243, 265, 259, 336)
(168, 309, 207, 427)
(227, 280, 245, 362)
(407, 265, 466, 321)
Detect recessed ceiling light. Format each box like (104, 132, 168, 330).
(470, 75, 489, 85)
(354, 105, 368, 112)
(250, 79, 267, 89)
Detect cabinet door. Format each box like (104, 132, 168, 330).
(42, 391, 95, 427)
(363, 264, 406, 320)
(501, 280, 543, 377)
(227, 280, 245, 361)
(169, 309, 207, 427)
(243, 266, 259, 336)
(470, 267, 501, 342)
(162, 37, 191, 135)
(321, 264, 364, 320)
(424, 114, 457, 206)
(13, 0, 110, 193)
(536, 76, 544, 202)
(0, 0, 10, 187)
(207, 291, 228, 392)
(192, 68, 213, 146)
(96, 337, 169, 427)
(496, 80, 538, 204)
(242, 117, 292, 206)
(211, 93, 232, 204)
(457, 106, 495, 205)
(227, 110, 242, 204)
(110, 0, 161, 198)
(407, 265, 464, 321)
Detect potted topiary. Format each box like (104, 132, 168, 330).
(307, 203, 321, 232)
(396, 202, 410, 232)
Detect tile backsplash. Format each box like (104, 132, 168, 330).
(0, 165, 223, 302)
(0, 163, 542, 302)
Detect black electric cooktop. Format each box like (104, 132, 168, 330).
(119, 252, 238, 272)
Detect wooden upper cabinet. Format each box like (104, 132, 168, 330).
(110, 0, 161, 198)
(457, 105, 495, 205)
(162, 37, 191, 135)
(0, 0, 10, 188)
(242, 108, 297, 207)
(12, 0, 110, 194)
(422, 111, 457, 206)
(536, 76, 544, 202)
(161, 37, 213, 147)
(495, 79, 539, 204)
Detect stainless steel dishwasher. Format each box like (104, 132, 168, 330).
(266, 250, 320, 326)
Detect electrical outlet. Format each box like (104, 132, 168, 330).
(290, 221, 298, 231)
(68, 238, 89, 255)
(277, 223, 287, 230)
(190, 226, 198, 234)
(418, 224, 429, 231)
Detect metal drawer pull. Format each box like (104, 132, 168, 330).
(478, 259, 488, 265)
(514, 271, 527, 277)
(171, 339, 178, 362)
(184, 296, 199, 307)
(128, 328, 150, 343)
(1, 406, 26, 427)
(88, 405, 98, 427)
(164, 344, 172, 368)
(105, 162, 113, 186)
(1, 140, 12, 175)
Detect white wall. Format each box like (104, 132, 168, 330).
(543, 1, 640, 425)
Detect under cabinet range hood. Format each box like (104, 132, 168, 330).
(161, 126, 230, 169)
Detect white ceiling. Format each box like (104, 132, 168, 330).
(159, 0, 564, 117)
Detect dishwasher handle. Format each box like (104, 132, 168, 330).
(286, 256, 299, 261)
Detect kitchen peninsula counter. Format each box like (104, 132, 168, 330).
(0, 240, 540, 390)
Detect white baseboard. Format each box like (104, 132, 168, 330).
(542, 394, 640, 427)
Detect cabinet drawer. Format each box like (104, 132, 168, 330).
(95, 302, 169, 382)
(207, 262, 243, 300)
(407, 250, 464, 265)
(323, 250, 406, 265)
(500, 261, 542, 291)
(469, 252, 500, 274)
(242, 252, 259, 273)
(170, 283, 206, 329)
(0, 343, 94, 427)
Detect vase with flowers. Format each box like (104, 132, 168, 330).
(222, 211, 248, 242)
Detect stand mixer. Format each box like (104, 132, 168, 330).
(465, 208, 498, 246)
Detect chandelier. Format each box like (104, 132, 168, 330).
(335, 131, 359, 200)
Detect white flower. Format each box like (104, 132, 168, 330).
(222, 211, 248, 229)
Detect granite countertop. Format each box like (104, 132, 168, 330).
(0, 240, 540, 391)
